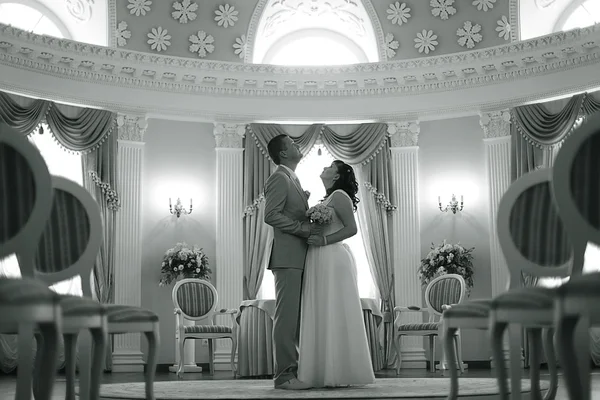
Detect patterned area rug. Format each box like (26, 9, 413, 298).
(99, 378, 550, 399)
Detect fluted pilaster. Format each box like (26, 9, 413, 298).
(481, 110, 524, 368)
(112, 114, 147, 372)
(388, 121, 426, 368)
(213, 123, 245, 370)
(480, 111, 511, 297)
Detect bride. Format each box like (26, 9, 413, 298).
(297, 160, 376, 388)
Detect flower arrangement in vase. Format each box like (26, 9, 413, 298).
(159, 242, 211, 286)
(418, 240, 475, 294)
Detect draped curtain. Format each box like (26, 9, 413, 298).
(0, 90, 118, 371)
(510, 90, 600, 366)
(244, 123, 397, 368)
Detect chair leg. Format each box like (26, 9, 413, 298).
(528, 328, 543, 400)
(144, 327, 160, 400)
(208, 340, 214, 376)
(89, 327, 108, 400)
(508, 324, 523, 400)
(230, 335, 238, 378)
(444, 327, 459, 400)
(33, 322, 59, 400)
(490, 320, 509, 400)
(429, 336, 436, 373)
(555, 311, 583, 400)
(455, 331, 464, 373)
(177, 335, 185, 379)
(394, 335, 402, 375)
(77, 330, 93, 400)
(63, 334, 77, 400)
(542, 328, 558, 400)
(16, 323, 35, 400)
(575, 317, 591, 400)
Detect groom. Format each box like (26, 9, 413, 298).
(264, 134, 322, 390)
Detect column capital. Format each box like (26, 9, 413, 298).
(480, 110, 511, 139)
(116, 114, 148, 142)
(214, 123, 246, 149)
(387, 121, 420, 147)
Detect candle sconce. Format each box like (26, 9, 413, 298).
(169, 198, 192, 218)
(438, 194, 464, 214)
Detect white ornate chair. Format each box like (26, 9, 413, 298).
(489, 168, 571, 400)
(551, 111, 600, 400)
(172, 278, 238, 377)
(393, 273, 466, 374)
(0, 124, 62, 400)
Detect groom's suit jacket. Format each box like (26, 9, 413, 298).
(264, 165, 310, 270)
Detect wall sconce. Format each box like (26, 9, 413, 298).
(169, 198, 192, 218)
(438, 194, 464, 214)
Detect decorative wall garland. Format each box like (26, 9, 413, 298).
(243, 193, 265, 218)
(88, 171, 121, 211)
(364, 182, 397, 213)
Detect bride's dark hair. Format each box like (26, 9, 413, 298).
(324, 160, 360, 212)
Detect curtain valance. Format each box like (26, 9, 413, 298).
(0, 90, 116, 154)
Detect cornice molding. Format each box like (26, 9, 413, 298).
(0, 24, 599, 122)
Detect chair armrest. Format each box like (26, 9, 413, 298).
(216, 308, 239, 327)
(393, 306, 431, 326)
(174, 308, 182, 315)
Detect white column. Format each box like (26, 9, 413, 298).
(213, 123, 245, 370)
(388, 122, 427, 369)
(481, 110, 524, 368)
(112, 114, 147, 372)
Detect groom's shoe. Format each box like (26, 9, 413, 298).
(275, 378, 312, 390)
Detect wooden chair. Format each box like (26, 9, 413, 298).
(19, 176, 109, 400)
(489, 168, 571, 400)
(551, 111, 600, 400)
(0, 123, 62, 400)
(393, 273, 466, 374)
(172, 278, 238, 378)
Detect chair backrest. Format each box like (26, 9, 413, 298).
(552, 111, 600, 276)
(0, 122, 53, 263)
(28, 176, 103, 298)
(424, 274, 466, 320)
(172, 278, 218, 322)
(497, 168, 573, 290)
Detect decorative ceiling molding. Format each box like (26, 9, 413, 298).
(509, 0, 519, 42)
(65, 0, 95, 23)
(0, 23, 599, 122)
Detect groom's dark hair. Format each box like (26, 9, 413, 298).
(267, 134, 288, 165)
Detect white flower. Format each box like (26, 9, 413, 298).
(496, 15, 511, 40)
(387, 2, 411, 26)
(233, 34, 247, 59)
(430, 0, 456, 20)
(385, 33, 399, 59)
(147, 26, 171, 52)
(189, 31, 215, 58)
(457, 21, 483, 49)
(214, 4, 238, 28)
(172, 0, 198, 24)
(128, 0, 152, 16)
(414, 29, 438, 54)
(473, 0, 495, 11)
(196, 268, 200, 273)
(116, 21, 131, 47)
(178, 265, 183, 271)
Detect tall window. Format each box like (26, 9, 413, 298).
(0, 4, 82, 294)
(559, 0, 600, 31)
(259, 145, 379, 299)
(0, 2, 65, 38)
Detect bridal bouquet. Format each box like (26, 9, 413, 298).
(418, 240, 475, 293)
(306, 203, 334, 225)
(159, 242, 211, 286)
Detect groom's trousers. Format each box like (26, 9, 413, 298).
(272, 268, 304, 387)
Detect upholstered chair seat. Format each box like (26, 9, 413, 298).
(397, 322, 440, 331)
(0, 277, 60, 304)
(184, 324, 232, 334)
(491, 287, 555, 309)
(58, 295, 105, 317)
(104, 304, 159, 324)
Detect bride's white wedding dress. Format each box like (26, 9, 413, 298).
(297, 189, 376, 388)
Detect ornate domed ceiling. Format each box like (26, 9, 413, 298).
(115, 0, 511, 62)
